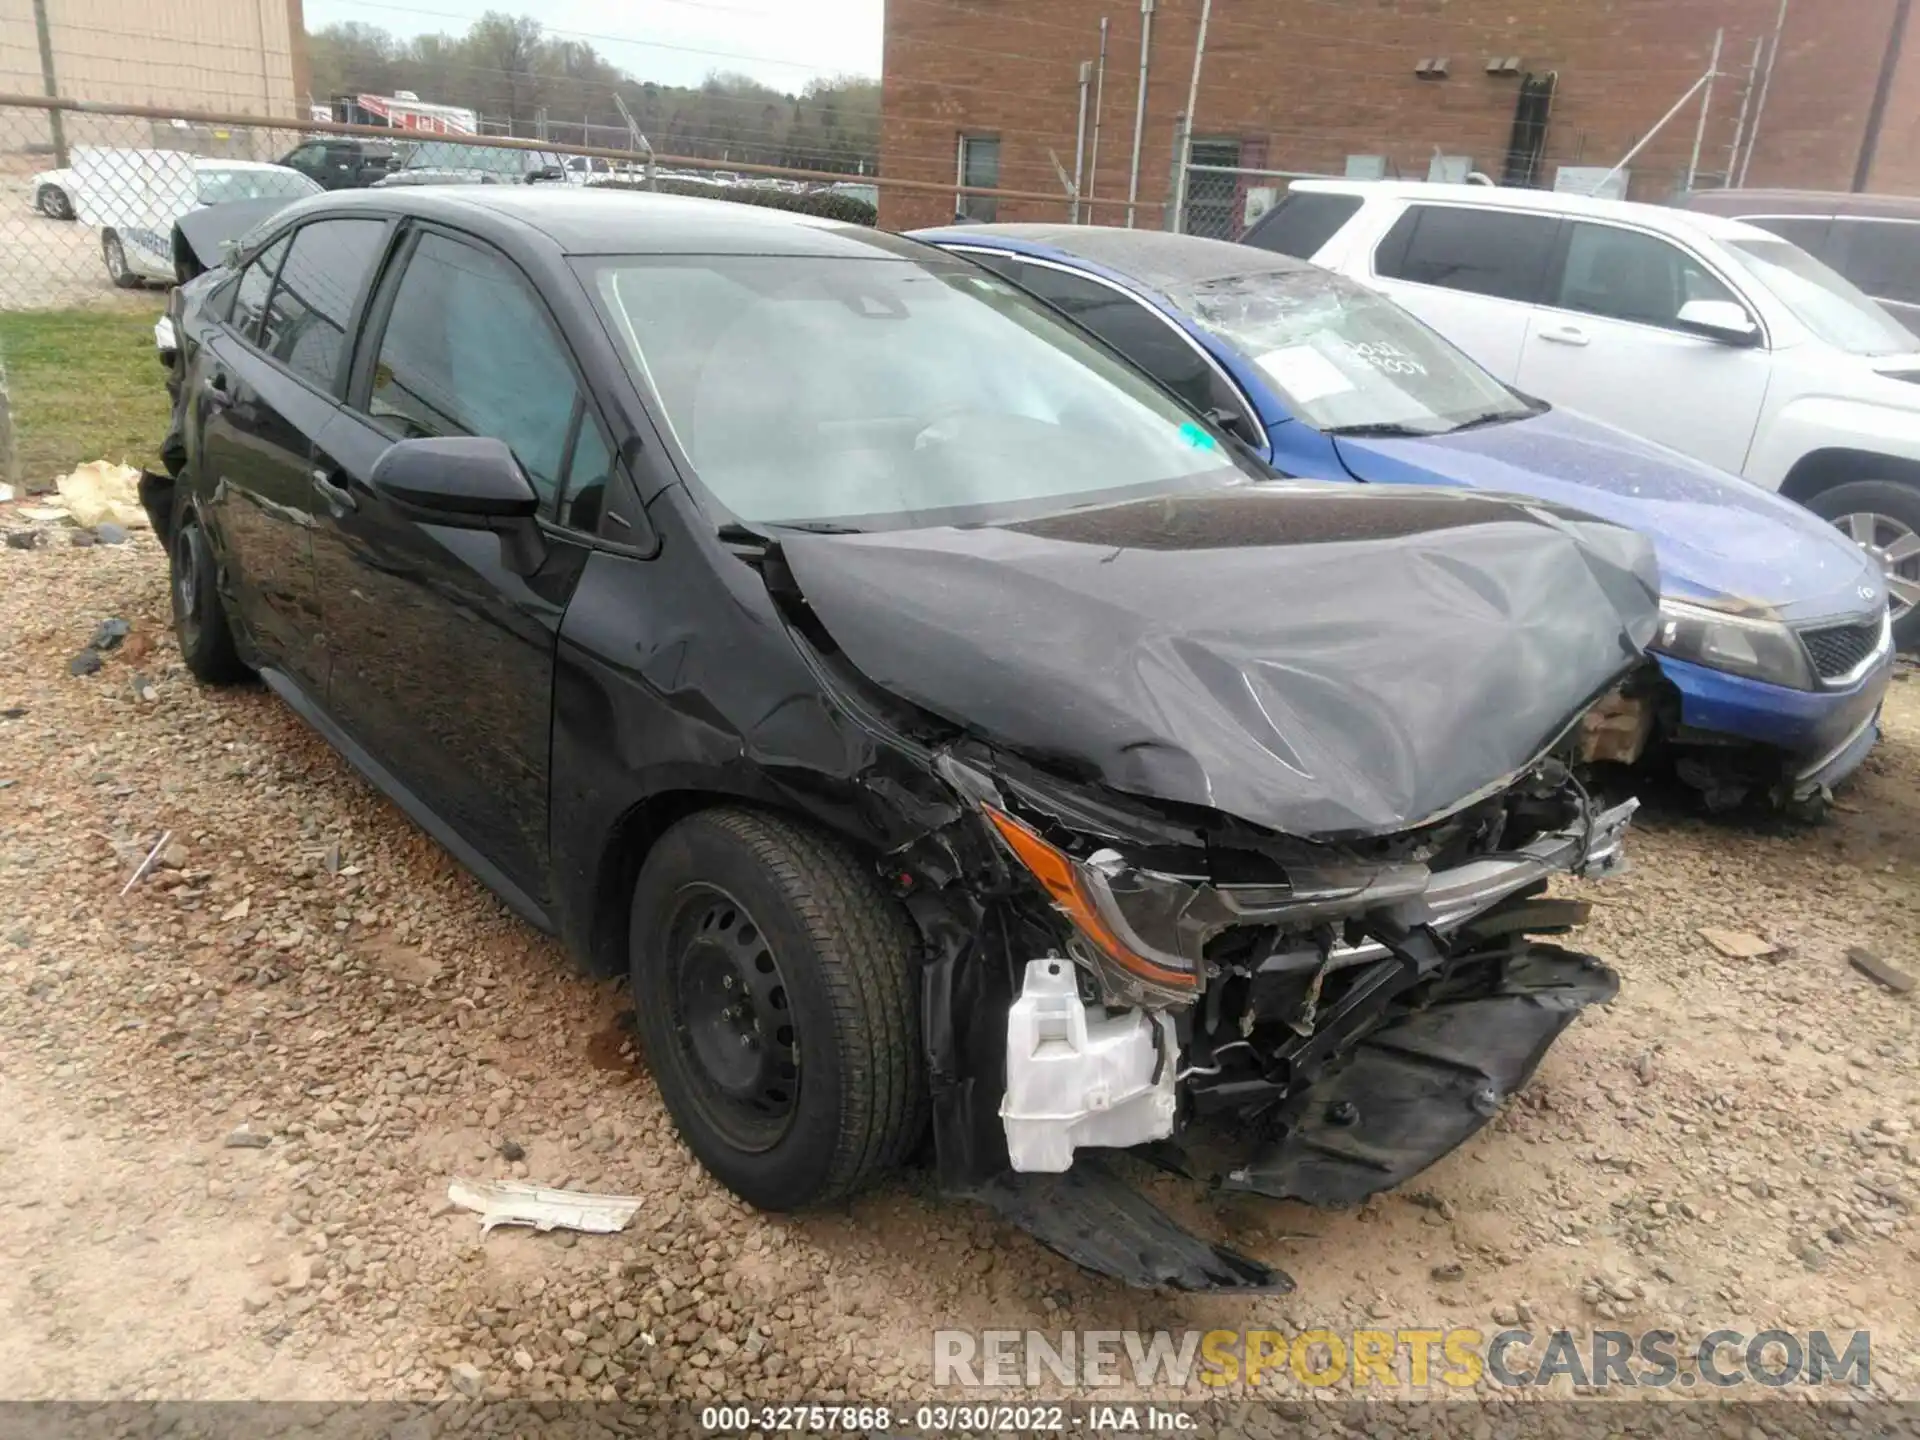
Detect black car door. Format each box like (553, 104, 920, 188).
(198, 217, 392, 696)
(308, 225, 602, 905)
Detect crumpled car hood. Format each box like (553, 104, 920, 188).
(781, 482, 1660, 840)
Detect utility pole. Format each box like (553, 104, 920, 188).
(31, 0, 66, 169)
(1125, 0, 1154, 228)
(1856, 0, 1914, 190)
(1168, 0, 1213, 234)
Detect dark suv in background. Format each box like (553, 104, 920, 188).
(277, 137, 397, 191)
(1682, 189, 1920, 330)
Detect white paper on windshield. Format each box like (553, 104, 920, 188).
(1253, 345, 1355, 403)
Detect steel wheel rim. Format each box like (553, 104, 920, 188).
(664, 883, 799, 1153)
(174, 525, 204, 648)
(1836, 510, 1920, 621)
(105, 235, 124, 274)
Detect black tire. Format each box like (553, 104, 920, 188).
(102, 230, 141, 289)
(629, 808, 925, 1210)
(36, 185, 73, 220)
(168, 492, 249, 684)
(1804, 478, 1920, 651)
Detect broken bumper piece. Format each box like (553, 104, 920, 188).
(1222, 944, 1618, 1206)
(965, 1157, 1294, 1294)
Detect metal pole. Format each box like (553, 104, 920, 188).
(1855, 0, 1913, 190)
(1726, 35, 1764, 188)
(1685, 29, 1722, 192)
(1169, 0, 1213, 237)
(30, 0, 65, 169)
(1072, 59, 1092, 222)
(1125, 0, 1154, 229)
(1087, 18, 1109, 218)
(1164, 112, 1188, 230)
(1597, 66, 1714, 195)
(1741, 0, 1791, 186)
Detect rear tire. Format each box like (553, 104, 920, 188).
(629, 808, 925, 1211)
(169, 493, 249, 684)
(1805, 478, 1920, 651)
(36, 185, 73, 220)
(102, 230, 141, 289)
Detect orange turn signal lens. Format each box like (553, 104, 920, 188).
(982, 806, 1197, 992)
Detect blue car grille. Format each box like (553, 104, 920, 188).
(1798, 618, 1884, 682)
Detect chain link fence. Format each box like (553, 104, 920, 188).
(0, 94, 1157, 317)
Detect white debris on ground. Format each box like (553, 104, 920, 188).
(447, 1178, 646, 1235)
(54, 460, 148, 530)
(0, 520, 1915, 1414)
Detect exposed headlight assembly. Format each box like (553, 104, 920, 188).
(980, 805, 1427, 1008)
(1652, 599, 1815, 691)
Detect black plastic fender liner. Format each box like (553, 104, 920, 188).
(964, 1157, 1294, 1294)
(1220, 945, 1619, 1208)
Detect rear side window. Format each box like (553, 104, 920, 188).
(229, 234, 290, 343)
(1375, 205, 1559, 303)
(1243, 192, 1363, 259)
(260, 218, 388, 392)
(1834, 219, 1920, 306)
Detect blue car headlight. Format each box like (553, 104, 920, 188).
(1651, 599, 1815, 691)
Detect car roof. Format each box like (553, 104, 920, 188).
(295, 186, 930, 259)
(917, 223, 1315, 291)
(1289, 178, 1773, 243)
(192, 158, 296, 172)
(1683, 187, 1920, 221)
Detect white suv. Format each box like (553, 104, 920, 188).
(1245, 180, 1920, 645)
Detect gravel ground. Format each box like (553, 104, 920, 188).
(0, 512, 1915, 1417)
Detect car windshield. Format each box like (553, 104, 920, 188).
(1722, 236, 1918, 355)
(585, 254, 1249, 529)
(195, 167, 321, 204)
(403, 142, 562, 175)
(1171, 267, 1535, 434)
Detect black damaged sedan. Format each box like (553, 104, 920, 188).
(147, 188, 1659, 1292)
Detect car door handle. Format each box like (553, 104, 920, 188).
(311, 465, 357, 514)
(1540, 326, 1590, 347)
(202, 370, 231, 405)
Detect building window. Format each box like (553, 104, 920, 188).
(957, 135, 1000, 221)
(1182, 137, 1242, 238)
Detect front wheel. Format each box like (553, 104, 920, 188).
(36, 185, 73, 220)
(1806, 479, 1920, 651)
(629, 808, 925, 1211)
(102, 230, 141, 289)
(169, 495, 249, 684)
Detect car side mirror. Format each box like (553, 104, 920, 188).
(371, 436, 547, 572)
(1677, 299, 1761, 347)
(371, 435, 539, 521)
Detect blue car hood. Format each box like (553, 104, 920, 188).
(1331, 408, 1883, 625)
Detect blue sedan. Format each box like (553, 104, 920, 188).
(913, 224, 1894, 808)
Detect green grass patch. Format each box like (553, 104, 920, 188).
(1, 307, 171, 491)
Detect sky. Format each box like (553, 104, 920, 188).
(302, 0, 885, 91)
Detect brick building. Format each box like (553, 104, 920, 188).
(879, 0, 1920, 233)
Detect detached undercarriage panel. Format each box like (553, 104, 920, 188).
(964, 1159, 1294, 1294)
